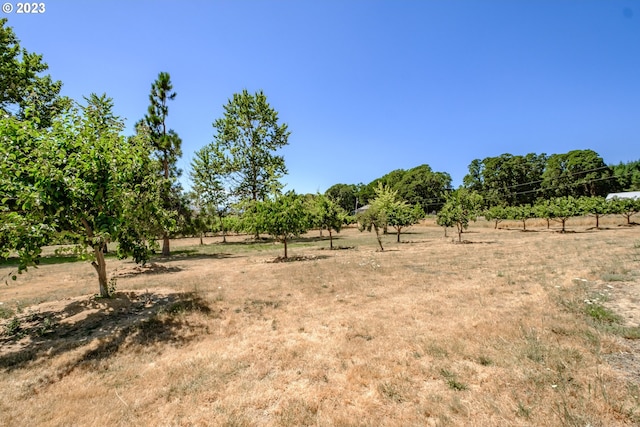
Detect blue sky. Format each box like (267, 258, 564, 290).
(5, 0, 639, 194)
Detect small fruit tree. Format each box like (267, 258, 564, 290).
(437, 189, 483, 242)
(257, 192, 310, 259)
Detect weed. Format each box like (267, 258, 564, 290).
(378, 381, 406, 402)
(585, 303, 622, 325)
(601, 273, 627, 282)
(440, 369, 467, 391)
(516, 401, 531, 419)
(478, 355, 493, 366)
(425, 343, 448, 358)
(4, 316, 23, 338)
(522, 327, 546, 363)
(0, 305, 14, 319)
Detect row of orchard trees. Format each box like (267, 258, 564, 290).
(436, 189, 640, 243)
(186, 185, 424, 258)
(484, 196, 640, 232)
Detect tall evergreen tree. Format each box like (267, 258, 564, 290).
(143, 72, 182, 256)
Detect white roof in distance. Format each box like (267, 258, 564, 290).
(606, 192, 640, 200)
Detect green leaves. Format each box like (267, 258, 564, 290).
(356, 184, 423, 249)
(212, 90, 289, 203)
(0, 18, 65, 128)
(0, 94, 160, 295)
(256, 192, 310, 258)
(437, 189, 483, 242)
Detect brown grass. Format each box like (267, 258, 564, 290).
(1, 215, 640, 426)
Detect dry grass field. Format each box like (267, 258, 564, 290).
(1, 216, 640, 426)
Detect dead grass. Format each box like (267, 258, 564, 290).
(1, 217, 640, 426)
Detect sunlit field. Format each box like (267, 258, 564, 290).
(1, 216, 640, 426)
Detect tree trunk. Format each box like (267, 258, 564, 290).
(374, 225, 384, 251)
(283, 238, 288, 259)
(397, 228, 401, 243)
(200, 232, 203, 246)
(162, 234, 170, 256)
(319, 228, 323, 237)
(522, 219, 527, 231)
(329, 230, 333, 250)
(219, 213, 227, 243)
(596, 214, 600, 229)
(457, 223, 463, 242)
(80, 218, 110, 297)
(92, 246, 109, 297)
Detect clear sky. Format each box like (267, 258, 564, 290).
(5, 0, 639, 194)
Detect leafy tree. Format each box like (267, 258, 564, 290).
(578, 196, 611, 229)
(388, 202, 424, 243)
(212, 89, 289, 211)
(358, 164, 451, 213)
(463, 153, 547, 207)
(612, 160, 640, 192)
(437, 189, 483, 242)
(357, 183, 399, 251)
(508, 204, 535, 231)
(313, 194, 347, 249)
(533, 199, 554, 229)
(608, 197, 640, 225)
(548, 196, 580, 233)
(541, 149, 615, 198)
(190, 144, 230, 243)
(256, 192, 309, 259)
(0, 18, 66, 128)
(396, 165, 451, 213)
(143, 72, 183, 256)
(484, 205, 509, 229)
(1, 94, 158, 296)
(325, 183, 361, 213)
(222, 214, 243, 235)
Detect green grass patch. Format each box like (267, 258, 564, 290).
(585, 303, 622, 325)
(601, 273, 628, 282)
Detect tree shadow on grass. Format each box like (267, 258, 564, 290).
(267, 254, 331, 263)
(113, 262, 183, 278)
(0, 251, 120, 268)
(0, 291, 214, 373)
(453, 240, 497, 244)
(294, 235, 344, 244)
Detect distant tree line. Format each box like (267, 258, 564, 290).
(324, 151, 640, 216)
(462, 150, 639, 208)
